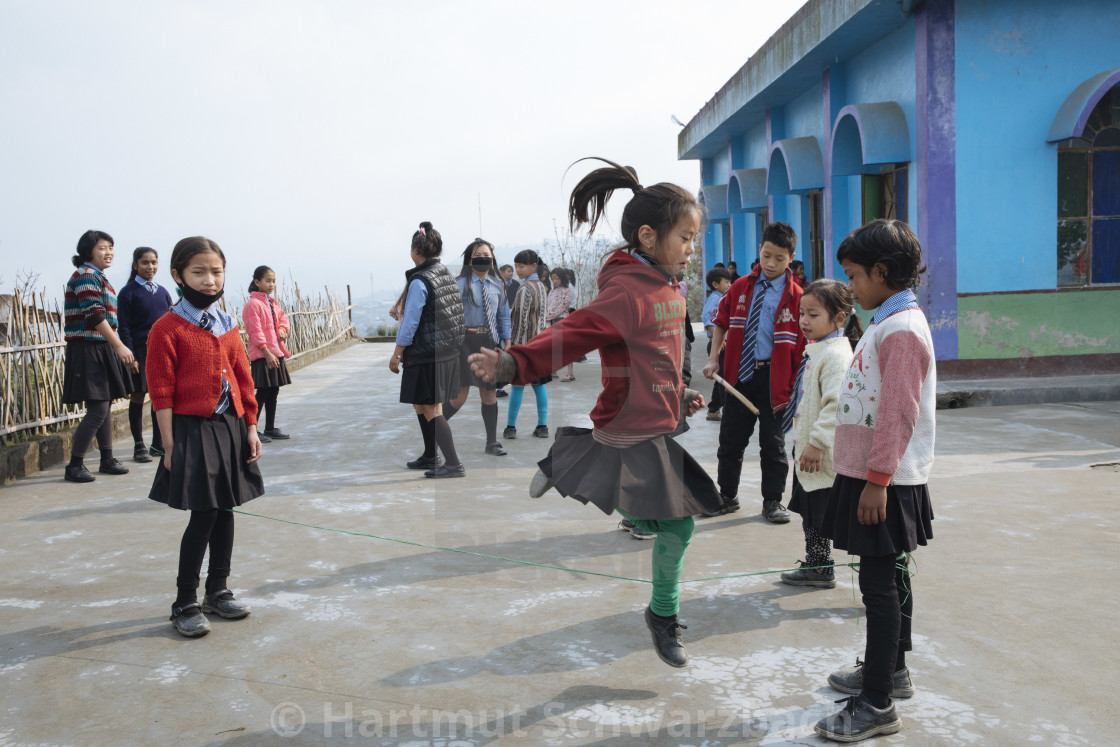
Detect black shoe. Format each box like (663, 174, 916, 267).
(814, 694, 900, 742)
(698, 495, 738, 518)
(503, 426, 517, 439)
(532, 425, 549, 438)
(201, 589, 252, 620)
(485, 442, 508, 456)
(828, 658, 916, 698)
(133, 444, 152, 463)
(619, 519, 656, 540)
(64, 463, 95, 483)
(495, 388, 509, 398)
(257, 432, 272, 443)
(644, 606, 688, 668)
(169, 603, 211, 638)
(263, 428, 290, 440)
(425, 463, 466, 478)
(781, 560, 836, 588)
(762, 499, 791, 523)
(98, 458, 129, 475)
(407, 455, 443, 470)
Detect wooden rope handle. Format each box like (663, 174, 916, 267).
(712, 373, 760, 416)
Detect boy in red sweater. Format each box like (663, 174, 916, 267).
(702, 222, 806, 522)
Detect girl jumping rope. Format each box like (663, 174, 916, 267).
(243, 266, 293, 443)
(147, 237, 264, 638)
(812, 219, 935, 743)
(503, 249, 551, 440)
(470, 159, 722, 668)
(779, 279, 862, 589)
(116, 246, 173, 463)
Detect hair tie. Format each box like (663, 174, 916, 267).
(631, 184, 644, 194)
(418, 226, 427, 236)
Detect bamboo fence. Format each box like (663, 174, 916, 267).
(0, 283, 354, 444)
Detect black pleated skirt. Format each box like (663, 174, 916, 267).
(125, 341, 149, 394)
(458, 331, 499, 390)
(538, 427, 722, 519)
(148, 410, 265, 511)
(250, 356, 292, 388)
(821, 474, 934, 557)
(62, 339, 134, 403)
(400, 354, 460, 405)
(787, 474, 831, 530)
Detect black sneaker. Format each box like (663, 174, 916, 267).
(698, 495, 738, 518)
(503, 426, 517, 440)
(407, 455, 443, 470)
(495, 388, 509, 398)
(64, 463, 95, 483)
(133, 444, 152, 463)
(425, 463, 466, 479)
(98, 458, 129, 475)
(814, 694, 900, 742)
(532, 425, 549, 438)
(170, 603, 211, 638)
(263, 428, 290, 440)
(762, 499, 791, 523)
(257, 432, 272, 443)
(201, 589, 251, 620)
(619, 519, 656, 540)
(828, 658, 916, 698)
(644, 606, 688, 668)
(485, 442, 508, 456)
(781, 560, 836, 588)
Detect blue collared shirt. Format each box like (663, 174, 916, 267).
(753, 272, 787, 361)
(134, 276, 157, 292)
(395, 279, 428, 347)
(83, 262, 104, 277)
(457, 273, 511, 342)
(702, 290, 723, 338)
(872, 289, 920, 324)
(170, 297, 236, 414)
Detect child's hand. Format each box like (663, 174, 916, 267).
(857, 483, 888, 525)
(686, 394, 705, 417)
(799, 444, 824, 473)
(162, 445, 172, 472)
(246, 430, 262, 463)
(702, 360, 719, 380)
(468, 347, 501, 383)
(389, 353, 401, 374)
(265, 350, 280, 369)
(278, 329, 288, 341)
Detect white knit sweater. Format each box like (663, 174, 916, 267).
(833, 309, 936, 486)
(792, 334, 853, 493)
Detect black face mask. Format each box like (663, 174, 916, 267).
(177, 282, 224, 309)
(471, 257, 493, 271)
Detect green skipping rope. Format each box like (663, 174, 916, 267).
(231, 508, 915, 587)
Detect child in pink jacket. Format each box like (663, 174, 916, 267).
(242, 266, 292, 442)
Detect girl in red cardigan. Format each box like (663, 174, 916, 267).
(147, 237, 264, 638)
(243, 265, 292, 442)
(470, 159, 721, 668)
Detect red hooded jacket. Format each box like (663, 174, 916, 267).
(506, 251, 686, 447)
(713, 267, 806, 412)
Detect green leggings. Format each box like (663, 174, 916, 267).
(617, 509, 695, 617)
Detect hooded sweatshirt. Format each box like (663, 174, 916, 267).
(506, 250, 686, 447)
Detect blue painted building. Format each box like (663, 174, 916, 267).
(680, 0, 1120, 375)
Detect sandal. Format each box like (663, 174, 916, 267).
(560, 376, 575, 382)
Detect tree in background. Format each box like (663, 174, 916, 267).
(538, 219, 618, 308)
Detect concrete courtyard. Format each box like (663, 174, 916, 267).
(1, 342, 1117, 745)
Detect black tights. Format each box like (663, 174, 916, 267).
(175, 509, 235, 607)
(70, 400, 113, 466)
(256, 387, 279, 431)
(858, 553, 913, 707)
(128, 401, 163, 450)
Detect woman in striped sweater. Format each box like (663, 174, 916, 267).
(61, 230, 137, 483)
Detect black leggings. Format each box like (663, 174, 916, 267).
(859, 553, 913, 700)
(176, 509, 235, 605)
(71, 400, 113, 460)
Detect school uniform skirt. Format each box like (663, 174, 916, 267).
(148, 410, 265, 511)
(250, 356, 292, 388)
(537, 427, 723, 520)
(400, 352, 460, 405)
(787, 474, 831, 530)
(62, 339, 134, 404)
(458, 330, 499, 390)
(821, 474, 934, 557)
(124, 341, 149, 394)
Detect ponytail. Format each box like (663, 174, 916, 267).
(412, 221, 443, 259)
(248, 265, 273, 294)
(803, 278, 863, 350)
(843, 313, 864, 351)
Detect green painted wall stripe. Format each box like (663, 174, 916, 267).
(958, 290, 1120, 359)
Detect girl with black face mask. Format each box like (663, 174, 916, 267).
(445, 239, 512, 456)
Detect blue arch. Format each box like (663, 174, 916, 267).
(831, 102, 911, 175)
(1047, 67, 1120, 142)
(728, 169, 769, 211)
(699, 184, 729, 218)
(766, 137, 824, 195)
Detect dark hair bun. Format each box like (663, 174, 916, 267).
(412, 221, 443, 259)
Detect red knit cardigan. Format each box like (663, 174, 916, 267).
(146, 312, 259, 425)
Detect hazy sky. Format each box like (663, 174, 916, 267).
(1, 0, 803, 300)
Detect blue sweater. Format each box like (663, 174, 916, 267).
(117, 278, 173, 350)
